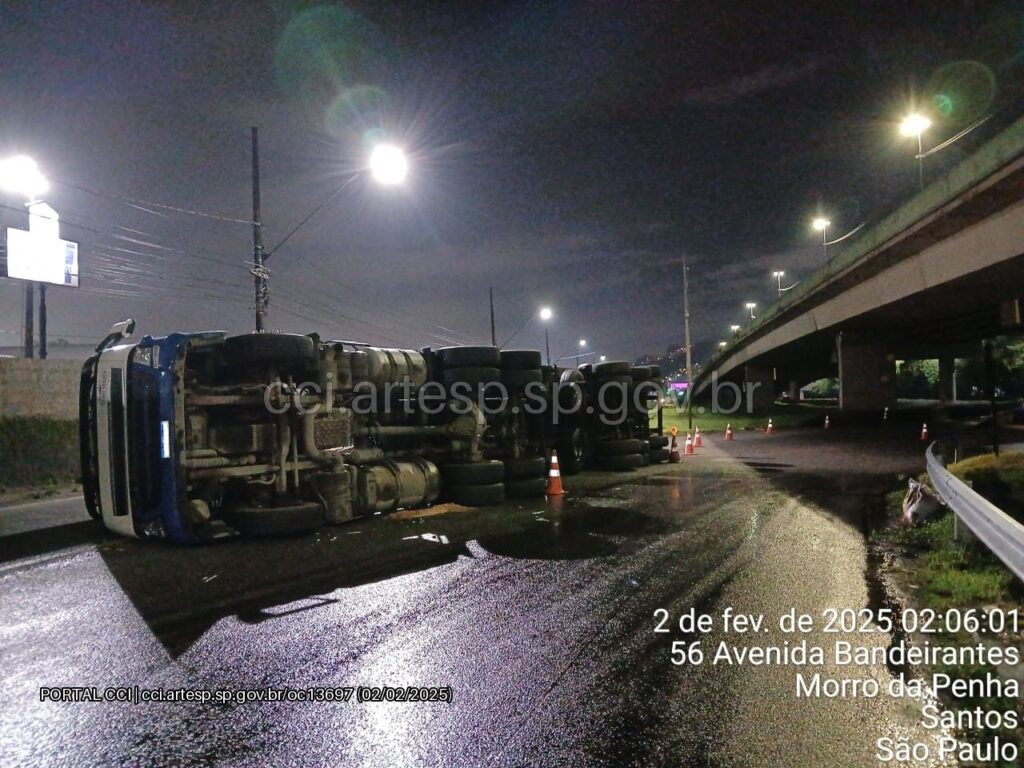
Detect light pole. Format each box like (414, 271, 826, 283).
(250, 133, 409, 331)
(772, 270, 785, 296)
(0, 155, 49, 358)
(900, 113, 932, 191)
(730, 324, 741, 338)
(812, 217, 830, 258)
(745, 302, 757, 323)
(718, 341, 727, 349)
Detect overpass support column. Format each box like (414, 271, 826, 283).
(836, 333, 896, 411)
(938, 355, 956, 403)
(743, 365, 775, 413)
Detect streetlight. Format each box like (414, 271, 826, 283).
(502, 305, 553, 348)
(0, 155, 50, 360)
(730, 324, 741, 338)
(899, 113, 931, 190)
(772, 270, 786, 296)
(249, 132, 410, 331)
(0, 156, 48, 200)
(368, 144, 408, 186)
(718, 341, 728, 349)
(599, 355, 606, 362)
(745, 302, 757, 322)
(811, 217, 830, 258)
(578, 339, 587, 348)
(541, 308, 554, 365)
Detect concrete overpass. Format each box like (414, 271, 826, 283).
(693, 113, 1024, 411)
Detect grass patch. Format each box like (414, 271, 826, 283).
(0, 417, 80, 489)
(656, 401, 824, 433)
(947, 452, 1024, 520)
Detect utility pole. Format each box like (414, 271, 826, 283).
(251, 126, 267, 332)
(38, 284, 47, 359)
(23, 282, 34, 358)
(683, 257, 693, 430)
(489, 286, 496, 347)
(545, 328, 551, 366)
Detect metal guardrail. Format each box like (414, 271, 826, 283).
(925, 441, 1024, 582)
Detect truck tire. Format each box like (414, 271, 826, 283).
(594, 360, 631, 377)
(559, 368, 585, 385)
(593, 453, 644, 472)
(500, 350, 543, 370)
(505, 476, 547, 499)
(224, 501, 324, 536)
(649, 448, 670, 464)
(556, 427, 585, 475)
(436, 345, 501, 368)
(648, 434, 669, 449)
(447, 483, 505, 507)
(441, 460, 505, 485)
(440, 367, 501, 388)
(224, 332, 316, 368)
(504, 456, 546, 480)
(501, 368, 543, 390)
(596, 438, 645, 456)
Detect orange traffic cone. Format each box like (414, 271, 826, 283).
(725, 423, 734, 441)
(694, 427, 703, 448)
(920, 423, 928, 442)
(669, 434, 681, 463)
(685, 432, 695, 455)
(824, 415, 830, 430)
(546, 450, 565, 496)
(766, 418, 775, 434)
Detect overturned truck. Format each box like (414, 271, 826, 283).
(79, 321, 666, 543)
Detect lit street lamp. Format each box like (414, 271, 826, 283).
(772, 270, 785, 296)
(718, 341, 728, 349)
(745, 301, 757, 322)
(250, 134, 410, 331)
(0, 155, 50, 360)
(503, 305, 554, 354)
(812, 217, 830, 258)
(0, 156, 49, 200)
(900, 113, 931, 190)
(368, 144, 409, 186)
(730, 324, 741, 338)
(599, 355, 606, 362)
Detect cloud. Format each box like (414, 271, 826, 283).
(680, 59, 824, 106)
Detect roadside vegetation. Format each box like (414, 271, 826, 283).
(877, 465, 1024, 764)
(947, 452, 1024, 523)
(659, 401, 824, 434)
(0, 417, 79, 492)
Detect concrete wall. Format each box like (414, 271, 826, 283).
(0, 358, 81, 419)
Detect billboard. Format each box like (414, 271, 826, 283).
(1, 201, 79, 287)
(5, 227, 79, 287)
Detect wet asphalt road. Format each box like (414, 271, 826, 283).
(1, 430, 955, 767)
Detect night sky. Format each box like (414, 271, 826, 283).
(0, 1, 1021, 364)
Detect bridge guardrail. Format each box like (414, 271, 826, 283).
(925, 441, 1024, 582)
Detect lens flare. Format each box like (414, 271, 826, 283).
(926, 61, 996, 125)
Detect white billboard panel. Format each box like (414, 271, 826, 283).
(5, 227, 79, 287)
